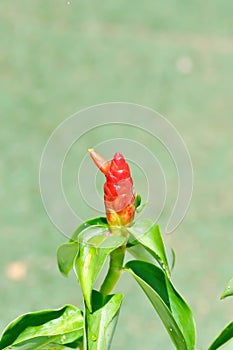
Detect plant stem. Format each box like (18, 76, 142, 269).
(100, 245, 126, 295)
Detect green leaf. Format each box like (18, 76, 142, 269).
(57, 217, 109, 278)
(0, 305, 83, 350)
(74, 225, 126, 312)
(127, 219, 170, 276)
(135, 193, 141, 208)
(221, 277, 233, 299)
(85, 290, 123, 350)
(64, 336, 83, 349)
(135, 193, 148, 213)
(57, 242, 79, 277)
(9, 337, 66, 349)
(71, 217, 108, 241)
(208, 321, 233, 350)
(125, 260, 196, 350)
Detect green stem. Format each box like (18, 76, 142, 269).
(100, 245, 126, 295)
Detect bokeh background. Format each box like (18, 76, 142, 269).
(0, 1, 233, 349)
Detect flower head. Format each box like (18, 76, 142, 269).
(89, 149, 135, 227)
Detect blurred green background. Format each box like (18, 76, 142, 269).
(0, 1, 233, 349)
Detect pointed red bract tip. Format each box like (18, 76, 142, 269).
(88, 148, 110, 175)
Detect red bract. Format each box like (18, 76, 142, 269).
(89, 149, 135, 227)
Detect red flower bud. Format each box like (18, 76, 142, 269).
(89, 149, 135, 227)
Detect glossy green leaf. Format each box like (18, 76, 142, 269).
(74, 225, 126, 312)
(125, 260, 196, 350)
(0, 305, 83, 350)
(135, 193, 141, 208)
(57, 242, 79, 277)
(208, 321, 233, 350)
(10, 337, 66, 349)
(64, 336, 83, 349)
(6, 331, 82, 349)
(85, 290, 123, 350)
(57, 217, 109, 278)
(135, 193, 149, 213)
(71, 217, 108, 241)
(221, 277, 233, 299)
(127, 219, 170, 276)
